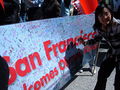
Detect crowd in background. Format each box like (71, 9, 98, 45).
(0, 0, 120, 26)
(0, 0, 71, 25)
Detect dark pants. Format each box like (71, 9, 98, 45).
(94, 55, 120, 90)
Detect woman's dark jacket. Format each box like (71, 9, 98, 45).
(88, 18, 120, 55)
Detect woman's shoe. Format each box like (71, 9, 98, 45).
(79, 69, 83, 73)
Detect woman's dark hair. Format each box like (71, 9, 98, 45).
(93, 2, 113, 30)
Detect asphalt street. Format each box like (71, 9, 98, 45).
(62, 64, 115, 90)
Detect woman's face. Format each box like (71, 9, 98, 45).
(98, 8, 112, 26)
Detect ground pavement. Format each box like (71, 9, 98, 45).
(61, 64, 115, 90)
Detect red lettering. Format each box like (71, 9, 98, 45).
(83, 34, 88, 40)
(73, 36, 80, 46)
(58, 59, 67, 70)
(43, 40, 52, 60)
(66, 38, 74, 45)
(8, 67, 17, 85)
(40, 74, 50, 87)
(80, 30, 83, 34)
(29, 52, 42, 70)
(54, 67, 58, 76)
(92, 32, 97, 38)
(87, 32, 93, 40)
(28, 85, 33, 90)
(3, 56, 10, 62)
(58, 41, 67, 53)
(23, 83, 27, 90)
(15, 57, 31, 77)
(34, 81, 41, 90)
(49, 70, 54, 79)
(7, 31, 97, 88)
(52, 43, 58, 57)
(23, 83, 33, 90)
(23, 67, 58, 89)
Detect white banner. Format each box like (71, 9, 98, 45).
(0, 14, 95, 90)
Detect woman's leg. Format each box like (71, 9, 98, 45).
(114, 59, 120, 90)
(94, 56, 116, 90)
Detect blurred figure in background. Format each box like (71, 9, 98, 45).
(60, 0, 72, 16)
(41, 0, 61, 19)
(0, 0, 20, 25)
(26, 0, 61, 21)
(77, 38, 97, 75)
(102, 0, 120, 19)
(0, 56, 9, 90)
(71, 0, 84, 15)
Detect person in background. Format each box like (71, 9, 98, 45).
(65, 41, 83, 76)
(0, 56, 9, 90)
(26, 0, 61, 21)
(41, 0, 61, 19)
(60, 0, 72, 16)
(102, 0, 120, 19)
(85, 2, 120, 90)
(71, 0, 84, 15)
(0, 0, 20, 25)
(77, 38, 97, 75)
(26, 6, 44, 21)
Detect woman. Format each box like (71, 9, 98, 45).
(86, 2, 120, 90)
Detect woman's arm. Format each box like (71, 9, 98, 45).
(87, 35, 102, 45)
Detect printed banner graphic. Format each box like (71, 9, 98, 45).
(0, 14, 95, 90)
